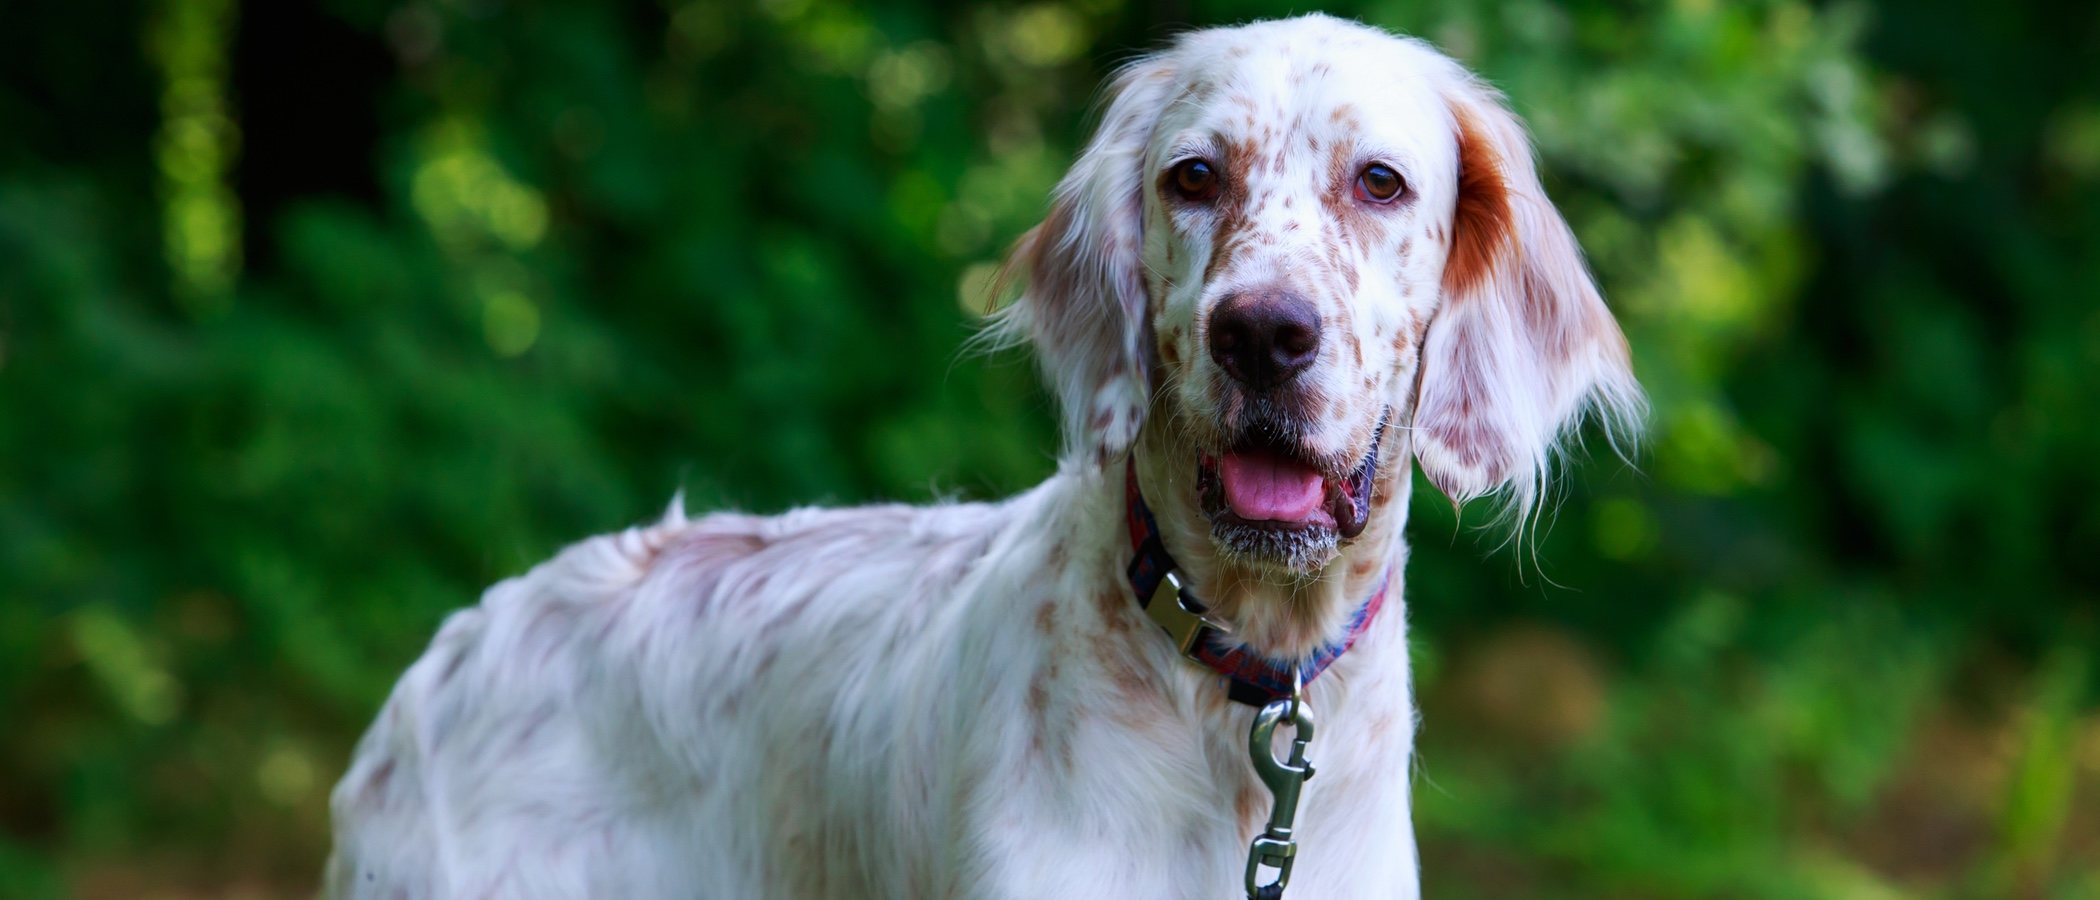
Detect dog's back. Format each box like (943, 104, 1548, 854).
(326, 495, 1025, 898)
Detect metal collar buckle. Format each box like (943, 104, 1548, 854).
(1143, 570, 1232, 656)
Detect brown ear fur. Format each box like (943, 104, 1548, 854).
(1442, 103, 1513, 301)
(1412, 76, 1643, 518)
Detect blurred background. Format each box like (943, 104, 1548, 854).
(3, 0, 2098, 896)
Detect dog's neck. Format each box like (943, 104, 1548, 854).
(1119, 430, 1412, 662)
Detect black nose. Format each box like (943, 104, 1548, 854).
(1207, 288, 1321, 391)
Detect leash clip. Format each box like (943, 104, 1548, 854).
(1245, 680, 1315, 899)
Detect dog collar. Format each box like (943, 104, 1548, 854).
(1123, 458, 1390, 707)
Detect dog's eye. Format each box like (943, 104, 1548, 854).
(1355, 164, 1405, 203)
(1170, 159, 1221, 202)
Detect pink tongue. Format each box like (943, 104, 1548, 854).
(1219, 451, 1327, 523)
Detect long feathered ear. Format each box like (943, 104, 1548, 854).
(993, 55, 1177, 467)
(1412, 73, 1645, 519)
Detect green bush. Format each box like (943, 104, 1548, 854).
(2, 0, 2094, 895)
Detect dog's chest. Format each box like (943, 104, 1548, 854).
(958, 647, 1419, 899)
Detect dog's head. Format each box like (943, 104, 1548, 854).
(1002, 16, 1641, 595)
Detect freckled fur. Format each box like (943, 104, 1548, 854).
(329, 15, 1640, 900)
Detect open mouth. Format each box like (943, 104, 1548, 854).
(1195, 411, 1389, 564)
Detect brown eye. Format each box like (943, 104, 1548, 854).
(1355, 163, 1405, 203)
(1170, 158, 1220, 202)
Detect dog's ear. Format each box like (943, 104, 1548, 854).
(1412, 74, 1644, 517)
(996, 56, 1177, 466)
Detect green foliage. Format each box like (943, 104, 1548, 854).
(2, 0, 2096, 895)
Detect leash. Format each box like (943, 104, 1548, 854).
(1123, 459, 1388, 898)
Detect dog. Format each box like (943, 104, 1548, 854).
(326, 14, 1641, 899)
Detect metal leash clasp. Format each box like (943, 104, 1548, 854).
(1245, 677, 1316, 899)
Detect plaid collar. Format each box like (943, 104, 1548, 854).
(1124, 458, 1391, 707)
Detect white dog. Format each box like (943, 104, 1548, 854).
(327, 14, 1640, 899)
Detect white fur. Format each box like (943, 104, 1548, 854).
(328, 15, 1639, 899)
